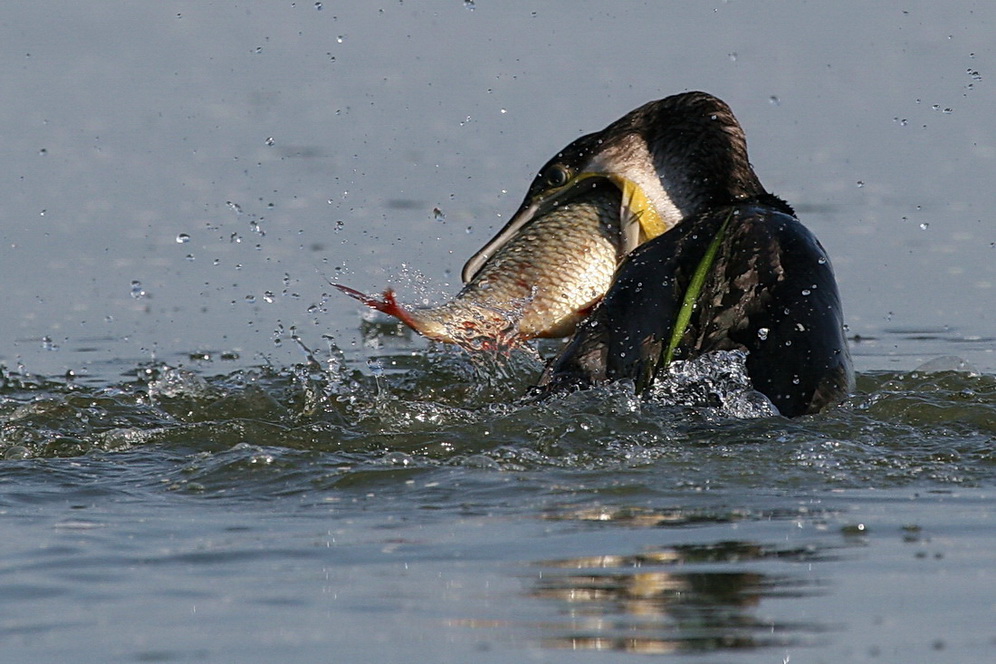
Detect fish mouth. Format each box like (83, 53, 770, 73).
(461, 172, 671, 283)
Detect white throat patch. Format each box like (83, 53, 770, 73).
(586, 134, 684, 229)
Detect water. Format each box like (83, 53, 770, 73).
(1, 2, 995, 662)
(1, 349, 994, 662)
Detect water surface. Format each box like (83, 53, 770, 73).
(1, 2, 994, 662)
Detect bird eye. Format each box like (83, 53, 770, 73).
(544, 164, 571, 187)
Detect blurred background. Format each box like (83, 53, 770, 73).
(2, 1, 993, 381)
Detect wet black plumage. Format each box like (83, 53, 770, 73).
(534, 93, 853, 416)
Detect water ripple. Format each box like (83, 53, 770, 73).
(1, 351, 993, 499)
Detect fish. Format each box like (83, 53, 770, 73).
(336, 180, 626, 350)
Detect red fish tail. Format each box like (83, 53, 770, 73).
(333, 284, 424, 333)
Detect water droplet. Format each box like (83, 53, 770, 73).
(334, 220, 344, 231)
(464, 0, 475, 9)
(432, 207, 445, 222)
(245, 294, 256, 304)
(757, 327, 769, 341)
(919, 222, 930, 230)
(768, 95, 780, 106)
(227, 201, 243, 215)
(41, 335, 59, 351)
(176, 233, 190, 244)
(336, 35, 345, 44)
(38, 148, 47, 156)
(465, 226, 473, 234)
(314, 1, 323, 9)
(185, 254, 195, 262)
(842, 523, 867, 536)
(130, 280, 147, 299)
(230, 232, 243, 244)
(801, 289, 811, 296)
(384, 451, 414, 466)
(499, 108, 507, 114)
(817, 257, 827, 265)
(856, 181, 864, 188)
(265, 136, 275, 146)
(728, 52, 738, 62)
(263, 291, 275, 303)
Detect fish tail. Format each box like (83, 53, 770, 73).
(335, 284, 526, 350)
(333, 284, 425, 333)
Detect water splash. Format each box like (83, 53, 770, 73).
(1, 346, 993, 488)
(650, 350, 778, 418)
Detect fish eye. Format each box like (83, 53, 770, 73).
(544, 164, 571, 188)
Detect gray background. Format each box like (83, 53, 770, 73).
(2, 1, 993, 379)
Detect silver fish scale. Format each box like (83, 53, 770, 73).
(410, 186, 622, 343)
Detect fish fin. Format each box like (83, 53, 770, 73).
(333, 285, 423, 332)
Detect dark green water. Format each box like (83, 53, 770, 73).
(1, 337, 993, 662)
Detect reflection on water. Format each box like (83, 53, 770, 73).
(525, 507, 845, 655)
(529, 537, 837, 655)
(1, 349, 993, 661)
